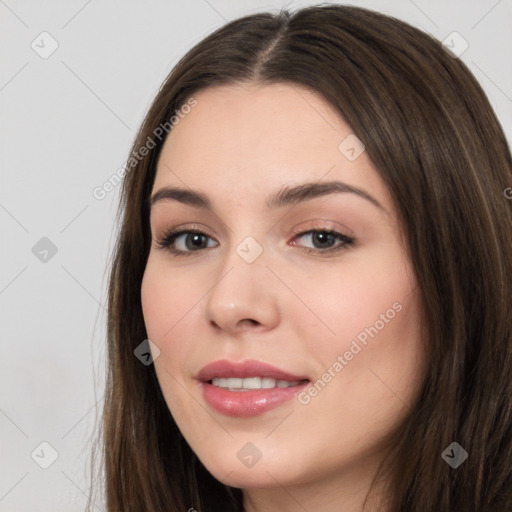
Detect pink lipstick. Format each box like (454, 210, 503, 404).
(196, 359, 310, 417)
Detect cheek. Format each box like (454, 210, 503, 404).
(291, 271, 423, 459)
(293, 244, 417, 353)
(140, 257, 216, 370)
(140, 258, 198, 340)
(140, 260, 202, 391)
(297, 245, 424, 405)
(140, 261, 201, 418)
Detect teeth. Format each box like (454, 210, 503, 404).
(261, 377, 275, 388)
(243, 377, 262, 389)
(211, 377, 301, 390)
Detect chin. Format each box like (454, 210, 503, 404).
(209, 465, 290, 489)
(197, 448, 305, 489)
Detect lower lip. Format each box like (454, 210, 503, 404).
(200, 381, 309, 417)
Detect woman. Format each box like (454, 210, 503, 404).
(92, 4, 512, 511)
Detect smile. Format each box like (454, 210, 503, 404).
(197, 359, 311, 416)
(210, 376, 305, 390)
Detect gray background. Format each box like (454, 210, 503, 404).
(1, 1, 511, 510)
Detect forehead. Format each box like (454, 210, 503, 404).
(152, 82, 388, 208)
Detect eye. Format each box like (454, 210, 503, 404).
(291, 228, 355, 255)
(155, 229, 218, 256)
(155, 226, 355, 257)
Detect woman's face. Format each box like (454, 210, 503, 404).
(141, 82, 426, 499)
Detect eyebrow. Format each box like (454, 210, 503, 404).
(150, 180, 386, 212)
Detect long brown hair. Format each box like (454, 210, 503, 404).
(89, 4, 512, 511)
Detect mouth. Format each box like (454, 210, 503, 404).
(208, 376, 308, 390)
(196, 359, 311, 417)
(197, 358, 310, 382)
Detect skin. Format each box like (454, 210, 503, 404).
(141, 82, 427, 511)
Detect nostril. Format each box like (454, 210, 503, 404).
(240, 319, 260, 328)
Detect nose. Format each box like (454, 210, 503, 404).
(203, 240, 280, 335)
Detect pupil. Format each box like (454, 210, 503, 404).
(187, 233, 206, 250)
(313, 232, 334, 248)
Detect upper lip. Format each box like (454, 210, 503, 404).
(197, 359, 310, 383)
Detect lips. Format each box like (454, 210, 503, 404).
(196, 359, 310, 417)
(196, 359, 309, 383)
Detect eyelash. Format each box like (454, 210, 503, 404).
(155, 226, 355, 257)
